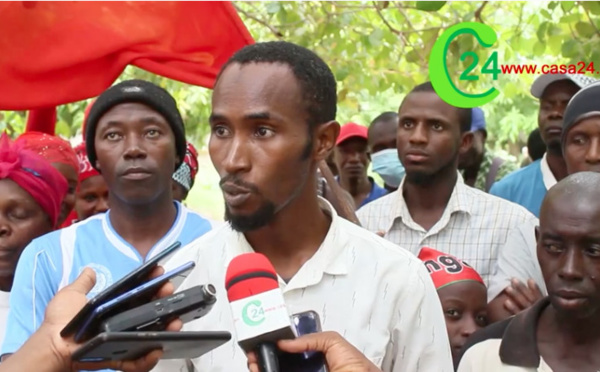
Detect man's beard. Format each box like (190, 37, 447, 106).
(225, 200, 277, 233)
(405, 155, 457, 186)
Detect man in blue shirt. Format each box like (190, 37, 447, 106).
(490, 73, 597, 217)
(333, 122, 387, 208)
(1, 80, 215, 361)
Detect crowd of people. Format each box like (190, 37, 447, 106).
(0, 39, 599, 372)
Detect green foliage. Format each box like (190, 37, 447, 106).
(2, 1, 600, 155)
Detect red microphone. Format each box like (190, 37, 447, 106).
(225, 253, 295, 372)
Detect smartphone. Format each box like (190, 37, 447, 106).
(101, 284, 217, 333)
(71, 331, 232, 362)
(61, 241, 183, 337)
(74, 261, 195, 342)
(278, 311, 329, 372)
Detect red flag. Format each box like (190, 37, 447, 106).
(0, 1, 254, 111)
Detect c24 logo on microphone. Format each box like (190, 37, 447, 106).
(242, 300, 266, 326)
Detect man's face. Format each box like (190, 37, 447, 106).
(333, 138, 369, 182)
(397, 91, 470, 184)
(209, 62, 328, 232)
(94, 103, 178, 206)
(564, 117, 600, 174)
(0, 179, 53, 280)
(75, 175, 109, 221)
(537, 194, 600, 320)
(458, 130, 485, 169)
(538, 81, 580, 153)
(368, 119, 397, 154)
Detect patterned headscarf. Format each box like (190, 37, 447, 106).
(15, 131, 78, 174)
(172, 141, 199, 191)
(418, 247, 484, 290)
(0, 133, 68, 226)
(74, 142, 100, 185)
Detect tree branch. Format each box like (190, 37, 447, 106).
(372, 1, 400, 35)
(474, 1, 489, 23)
(234, 4, 283, 38)
(582, 5, 600, 37)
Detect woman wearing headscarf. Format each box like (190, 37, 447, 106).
(71, 142, 109, 222)
(171, 141, 199, 202)
(15, 132, 79, 228)
(0, 134, 67, 345)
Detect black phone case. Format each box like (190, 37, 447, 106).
(73, 262, 195, 343)
(101, 284, 216, 333)
(71, 331, 231, 362)
(61, 241, 183, 337)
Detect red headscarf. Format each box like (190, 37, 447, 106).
(15, 131, 78, 174)
(74, 142, 100, 185)
(0, 134, 68, 226)
(418, 247, 484, 290)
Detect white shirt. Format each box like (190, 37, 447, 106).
(458, 339, 553, 372)
(154, 198, 453, 372)
(0, 291, 9, 347)
(539, 153, 558, 191)
(356, 173, 539, 290)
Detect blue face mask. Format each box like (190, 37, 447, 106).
(371, 148, 405, 188)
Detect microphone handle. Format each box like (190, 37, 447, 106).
(256, 342, 280, 372)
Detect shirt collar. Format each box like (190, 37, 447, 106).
(222, 197, 350, 291)
(499, 297, 551, 367)
(540, 153, 558, 190)
(387, 171, 471, 233)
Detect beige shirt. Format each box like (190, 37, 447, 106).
(153, 198, 453, 372)
(458, 339, 553, 372)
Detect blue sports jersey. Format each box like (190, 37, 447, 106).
(1, 201, 215, 362)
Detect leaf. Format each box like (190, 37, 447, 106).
(335, 67, 350, 82)
(548, 1, 558, 10)
(540, 9, 552, 19)
(575, 21, 597, 38)
(582, 1, 600, 15)
(368, 29, 384, 47)
(406, 49, 421, 64)
(560, 1, 575, 12)
(533, 41, 546, 56)
(266, 2, 281, 14)
(547, 35, 563, 55)
(415, 1, 447, 12)
(560, 13, 580, 24)
(537, 21, 548, 42)
(561, 38, 579, 58)
(546, 24, 563, 36)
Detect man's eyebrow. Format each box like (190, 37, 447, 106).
(244, 112, 271, 120)
(209, 113, 226, 123)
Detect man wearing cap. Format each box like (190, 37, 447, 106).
(458, 108, 517, 192)
(489, 73, 597, 217)
(486, 80, 600, 322)
(1, 80, 215, 364)
(368, 112, 405, 192)
(457, 172, 600, 372)
(172, 141, 199, 202)
(333, 122, 387, 208)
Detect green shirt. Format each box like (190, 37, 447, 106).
(465, 150, 518, 192)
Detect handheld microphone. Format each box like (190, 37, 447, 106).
(225, 253, 295, 372)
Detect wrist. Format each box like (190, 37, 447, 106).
(40, 324, 73, 371)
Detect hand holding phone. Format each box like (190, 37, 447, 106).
(278, 310, 329, 372)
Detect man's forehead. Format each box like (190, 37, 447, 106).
(400, 92, 457, 119)
(97, 102, 167, 124)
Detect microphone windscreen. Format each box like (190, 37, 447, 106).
(225, 253, 279, 302)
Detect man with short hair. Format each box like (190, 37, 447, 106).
(458, 108, 517, 192)
(368, 112, 404, 192)
(334, 122, 387, 208)
(457, 172, 600, 372)
(357, 82, 537, 286)
(487, 80, 600, 322)
(157, 41, 452, 372)
(2, 80, 215, 363)
(490, 73, 597, 217)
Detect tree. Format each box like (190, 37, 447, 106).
(2, 1, 599, 156)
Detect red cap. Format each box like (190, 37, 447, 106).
(225, 253, 279, 302)
(418, 247, 484, 290)
(336, 122, 368, 146)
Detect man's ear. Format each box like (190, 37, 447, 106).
(459, 131, 474, 156)
(314, 121, 340, 162)
(534, 225, 540, 244)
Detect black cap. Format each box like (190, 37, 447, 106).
(84, 79, 186, 170)
(562, 81, 600, 149)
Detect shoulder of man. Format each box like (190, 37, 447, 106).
(454, 317, 512, 370)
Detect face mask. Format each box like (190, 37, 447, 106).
(371, 148, 405, 188)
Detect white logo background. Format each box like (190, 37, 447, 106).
(79, 263, 113, 298)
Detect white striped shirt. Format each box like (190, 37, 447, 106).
(356, 173, 539, 289)
(153, 198, 453, 372)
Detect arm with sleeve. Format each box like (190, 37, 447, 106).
(381, 262, 453, 372)
(1, 238, 61, 356)
(487, 218, 546, 302)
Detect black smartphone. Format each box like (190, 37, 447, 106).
(74, 261, 195, 342)
(278, 310, 329, 372)
(101, 284, 217, 333)
(71, 331, 232, 362)
(61, 241, 183, 337)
